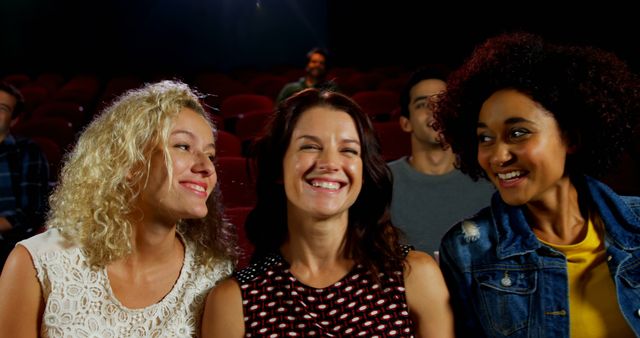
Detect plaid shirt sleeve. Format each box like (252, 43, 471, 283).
(4, 139, 50, 232)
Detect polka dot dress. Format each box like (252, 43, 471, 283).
(236, 246, 415, 337)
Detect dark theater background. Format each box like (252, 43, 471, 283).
(1, 0, 638, 195)
(3, 0, 638, 74)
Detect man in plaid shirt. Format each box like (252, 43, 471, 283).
(0, 82, 49, 271)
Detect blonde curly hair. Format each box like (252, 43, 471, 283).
(48, 80, 237, 269)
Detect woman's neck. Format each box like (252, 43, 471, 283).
(122, 219, 182, 269)
(281, 212, 353, 287)
(105, 220, 185, 308)
(527, 177, 587, 245)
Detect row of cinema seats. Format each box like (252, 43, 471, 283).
(4, 66, 410, 119)
(3, 70, 413, 267)
(3, 70, 411, 182)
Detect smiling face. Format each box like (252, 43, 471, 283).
(283, 106, 363, 221)
(137, 108, 217, 225)
(477, 89, 570, 206)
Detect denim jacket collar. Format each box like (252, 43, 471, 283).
(585, 176, 640, 250)
(491, 194, 542, 259)
(491, 175, 640, 259)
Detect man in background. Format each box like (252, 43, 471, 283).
(276, 47, 338, 103)
(0, 82, 49, 270)
(388, 67, 494, 256)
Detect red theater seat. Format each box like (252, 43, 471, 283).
(248, 75, 288, 100)
(225, 206, 254, 268)
(220, 94, 274, 119)
(12, 117, 76, 151)
(234, 109, 272, 143)
(215, 130, 243, 157)
(31, 101, 86, 128)
(216, 157, 256, 208)
(352, 90, 400, 121)
(373, 121, 411, 162)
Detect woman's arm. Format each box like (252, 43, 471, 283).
(404, 250, 455, 338)
(201, 277, 245, 338)
(0, 245, 44, 338)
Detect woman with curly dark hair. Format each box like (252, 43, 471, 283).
(203, 88, 453, 337)
(435, 32, 640, 337)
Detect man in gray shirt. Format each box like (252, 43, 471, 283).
(388, 67, 494, 256)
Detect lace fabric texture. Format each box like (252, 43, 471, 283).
(20, 229, 232, 338)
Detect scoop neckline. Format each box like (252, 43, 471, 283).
(101, 236, 191, 312)
(273, 252, 362, 291)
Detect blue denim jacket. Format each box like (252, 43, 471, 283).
(439, 176, 640, 337)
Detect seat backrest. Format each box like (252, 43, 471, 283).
(216, 157, 256, 208)
(373, 121, 411, 162)
(225, 206, 254, 268)
(31, 101, 86, 128)
(19, 85, 50, 115)
(96, 76, 143, 112)
(234, 109, 273, 142)
(12, 117, 76, 151)
(352, 90, 400, 121)
(215, 130, 243, 157)
(220, 94, 274, 119)
(2, 73, 31, 88)
(248, 75, 288, 100)
(34, 73, 65, 93)
(194, 73, 251, 108)
(52, 75, 101, 106)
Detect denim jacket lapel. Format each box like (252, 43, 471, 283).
(491, 193, 542, 260)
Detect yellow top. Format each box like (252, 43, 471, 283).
(539, 219, 634, 338)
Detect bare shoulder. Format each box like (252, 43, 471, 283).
(404, 249, 440, 280)
(207, 276, 242, 302)
(0, 245, 43, 338)
(0, 244, 39, 286)
(403, 249, 454, 338)
(202, 276, 244, 338)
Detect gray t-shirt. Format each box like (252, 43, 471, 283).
(389, 156, 495, 255)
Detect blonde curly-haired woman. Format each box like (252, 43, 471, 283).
(0, 80, 237, 337)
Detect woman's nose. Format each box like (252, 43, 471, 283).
(193, 152, 216, 177)
(489, 143, 513, 167)
(316, 149, 339, 172)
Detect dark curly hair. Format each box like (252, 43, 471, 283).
(434, 32, 640, 180)
(245, 88, 405, 277)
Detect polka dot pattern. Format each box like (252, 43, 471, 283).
(236, 246, 414, 337)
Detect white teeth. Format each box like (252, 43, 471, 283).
(497, 171, 523, 180)
(311, 181, 340, 190)
(185, 183, 205, 192)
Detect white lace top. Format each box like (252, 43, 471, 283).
(19, 229, 232, 338)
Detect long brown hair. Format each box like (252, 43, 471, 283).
(245, 88, 405, 276)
